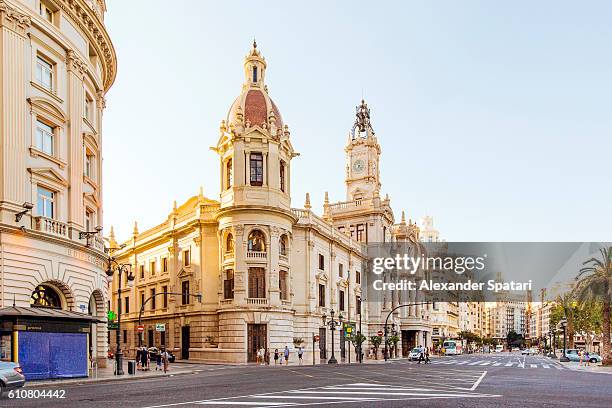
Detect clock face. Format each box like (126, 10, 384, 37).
(353, 159, 365, 173)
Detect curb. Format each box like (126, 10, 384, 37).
(24, 369, 198, 388)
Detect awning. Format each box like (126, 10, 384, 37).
(0, 306, 103, 323)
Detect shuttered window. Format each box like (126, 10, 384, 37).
(248, 267, 266, 298)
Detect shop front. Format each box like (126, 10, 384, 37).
(0, 306, 100, 380)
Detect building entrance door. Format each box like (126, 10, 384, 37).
(319, 328, 327, 360)
(181, 326, 190, 360)
(402, 330, 417, 357)
(247, 324, 267, 362)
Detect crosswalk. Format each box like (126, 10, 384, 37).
(188, 382, 500, 406)
(430, 358, 564, 370)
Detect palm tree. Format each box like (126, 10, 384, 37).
(554, 292, 576, 349)
(574, 246, 612, 366)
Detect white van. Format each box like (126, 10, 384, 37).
(442, 340, 462, 355)
(495, 344, 503, 353)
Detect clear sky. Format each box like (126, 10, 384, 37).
(103, 0, 612, 242)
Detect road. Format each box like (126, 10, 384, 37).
(3, 354, 611, 407)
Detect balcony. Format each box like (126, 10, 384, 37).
(279, 254, 289, 263)
(246, 251, 267, 260)
(223, 251, 235, 261)
(246, 298, 268, 305)
(220, 299, 233, 305)
(33, 216, 67, 238)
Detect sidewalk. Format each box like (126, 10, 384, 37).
(558, 360, 612, 374)
(25, 362, 203, 387)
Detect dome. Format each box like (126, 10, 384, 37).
(225, 42, 284, 132)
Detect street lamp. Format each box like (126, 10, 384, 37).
(322, 309, 343, 364)
(358, 298, 365, 363)
(106, 257, 134, 375)
(559, 319, 569, 362)
(79, 225, 103, 246)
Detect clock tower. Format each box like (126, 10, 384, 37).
(345, 100, 381, 201)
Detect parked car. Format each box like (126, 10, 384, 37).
(521, 348, 537, 355)
(511, 347, 519, 352)
(408, 347, 423, 361)
(147, 347, 176, 363)
(564, 349, 602, 363)
(0, 361, 25, 396)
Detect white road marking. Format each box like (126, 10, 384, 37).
(530, 364, 537, 368)
(505, 362, 514, 367)
(479, 362, 491, 366)
(542, 364, 550, 369)
(471, 371, 488, 391)
(468, 360, 484, 365)
(492, 363, 501, 366)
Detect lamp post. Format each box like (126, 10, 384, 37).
(322, 309, 343, 364)
(105, 257, 134, 375)
(358, 297, 365, 363)
(559, 319, 569, 362)
(383, 302, 430, 361)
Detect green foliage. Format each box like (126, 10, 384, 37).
(386, 335, 400, 346)
(350, 333, 366, 349)
(506, 330, 524, 347)
(458, 330, 480, 344)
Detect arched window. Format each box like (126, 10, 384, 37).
(279, 234, 288, 256)
(226, 233, 235, 253)
(247, 230, 266, 252)
(226, 158, 233, 189)
(30, 284, 62, 308)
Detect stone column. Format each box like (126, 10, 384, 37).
(66, 50, 87, 233)
(233, 225, 247, 304)
(0, 3, 30, 220)
(269, 226, 280, 306)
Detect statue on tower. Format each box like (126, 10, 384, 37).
(351, 99, 375, 139)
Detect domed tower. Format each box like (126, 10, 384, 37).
(212, 42, 298, 362)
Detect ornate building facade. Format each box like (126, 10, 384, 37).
(110, 43, 435, 364)
(0, 0, 116, 378)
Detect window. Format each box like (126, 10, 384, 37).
(35, 120, 54, 155)
(356, 296, 361, 315)
(248, 267, 265, 298)
(37, 186, 55, 218)
(338, 263, 343, 278)
(318, 254, 325, 270)
(85, 209, 94, 232)
(355, 270, 361, 284)
(85, 153, 94, 178)
(124, 297, 129, 314)
(252, 65, 258, 82)
(226, 158, 233, 189)
(30, 285, 61, 308)
(279, 235, 288, 256)
(150, 288, 156, 310)
(85, 93, 94, 122)
(162, 257, 168, 273)
(162, 285, 168, 308)
(140, 292, 145, 310)
(224, 269, 234, 299)
(247, 230, 265, 252)
(150, 260, 156, 276)
(183, 249, 191, 266)
(39, 2, 54, 23)
(356, 224, 365, 242)
(36, 56, 53, 91)
(139, 265, 144, 279)
(226, 233, 234, 253)
(123, 330, 127, 343)
(318, 284, 325, 307)
(249, 152, 263, 186)
(279, 160, 285, 192)
(279, 270, 289, 301)
(181, 281, 190, 305)
(339, 290, 345, 311)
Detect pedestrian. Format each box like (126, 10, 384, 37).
(298, 346, 303, 365)
(141, 346, 149, 371)
(260, 347, 266, 365)
(162, 348, 170, 373)
(425, 348, 430, 364)
(136, 347, 142, 370)
(585, 351, 590, 367)
(274, 349, 279, 365)
(265, 348, 270, 365)
(156, 348, 162, 371)
(417, 345, 424, 364)
(579, 349, 584, 366)
(284, 345, 289, 365)
(256, 347, 262, 365)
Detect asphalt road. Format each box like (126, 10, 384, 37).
(3, 354, 611, 407)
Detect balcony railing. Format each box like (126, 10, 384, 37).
(223, 251, 235, 261)
(220, 299, 233, 305)
(246, 298, 268, 305)
(279, 254, 289, 263)
(246, 251, 267, 260)
(33, 216, 67, 238)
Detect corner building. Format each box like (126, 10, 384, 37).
(111, 43, 433, 363)
(0, 0, 116, 379)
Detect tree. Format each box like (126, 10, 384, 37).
(506, 330, 524, 348)
(550, 292, 577, 348)
(369, 335, 382, 359)
(350, 333, 367, 358)
(386, 335, 400, 358)
(574, 246, 612, 366)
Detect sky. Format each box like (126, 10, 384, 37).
(103, 0, 612, 242)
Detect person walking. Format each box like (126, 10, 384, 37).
(284, 346, 290, 365)
(298, 346, 303, 365)
(265, 348, 270, 365)
(417, 346, 424, 364)
(274, 349, 279, 365)
(260, 347, 266, 365)
(161, 348, 170, 373)
(256, 347, 262, 365)
(424, 348, 431, 364)
(141, 346, 149, 371)
(136, 347, 142, 371)
(155, 349, 163, 371)
(585, 351, 591, 367)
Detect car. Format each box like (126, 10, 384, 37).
(521, 348, 537, 355)
(511, 347, 519, 352)
(0, 361, 26, 396)
(145, 347, 176, 363)
(563, 349, 602, 363)
(408, 347, 423, 361)
(494, 345, 503, 352)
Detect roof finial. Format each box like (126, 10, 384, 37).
(253, 38, 257, 49)
(401, 210, 406, 224)
(304, 192, 311, 209)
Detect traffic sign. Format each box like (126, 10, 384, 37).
(377, 330, 383, 337)
(137, 325, 144, 333)
(108, 322, 118, 330)
(313, 335, 320, 342)
(155, 323, 165, 332)
(343, 322, 356, 340)
(107, 310, 117, 321)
